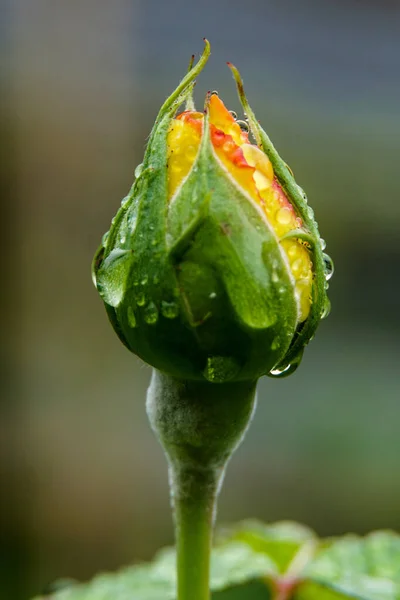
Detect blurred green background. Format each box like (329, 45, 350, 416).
(2, 1, 400, 598)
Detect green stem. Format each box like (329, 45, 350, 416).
(171, 465, 220, 600)
(146, 370, 257, 600)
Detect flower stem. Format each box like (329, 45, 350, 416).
(146, 370, 257, 600)
(171, 465, 219, 600)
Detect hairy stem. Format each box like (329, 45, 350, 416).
(146, 370, 257, 600)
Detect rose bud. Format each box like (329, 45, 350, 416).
(92, 40, 332, 382)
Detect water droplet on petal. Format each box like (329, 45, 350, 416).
(127, 306, 137, 328)
(120, 195, 130, 207)
(144, 301, 158, 324)
(203, 356, 240, 383)
(161, 300, 179, 319)
(186, 145, 198, 161)
(229, 110, 238, 120)
(211, 90, 219, 96)
(320, 238, 326, 250)
(276, 207, 292, 226)
(323, 253, 334, 280)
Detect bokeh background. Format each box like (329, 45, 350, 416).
(2, 1, 400, 598)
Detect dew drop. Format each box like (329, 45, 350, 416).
(285, 163, 294, 177)
(96, 249, 132, 307)
(236, 120, 249, 132)
(320, 238, 326, 250)
(271, 337, 280, 350)
(209, 292, 217, 299)
(297, 185, 307, 199)
(127, 306, 137, 328)
(321, 298, 331, 319)
(144, 301, 159, 324)
(203, 356, 240, 383)
(161, 300, 179, 319)
(120, 235, 126, 244)
(229, 110, 238, 120)
(271, 270, 279, 283)
(141, 275, 148, 285)
(276, 207, 292, 226)
(323, 253, 334, 280)
(269, 364, 292, 377)
(91, 245, 105, 287)
(186, 145, 198, 161)
(307, 206, 314, 219)
(136, 291, 146, 306)
(120, 195, 129, 207)
(269, 350, 304, 378)
(135, 163, 143, 178)
(291, 259, 303, 277)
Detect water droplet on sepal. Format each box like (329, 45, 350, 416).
(161, 300, 179, 319)
(323, 253, 334, 281)
(134, 163, 143, 178)
(269, 364, 292, 377)
(95, 249, 133, 308)
(203, 356, 241, 383)
(91, 245, 105, 286)
(136, 291, 146, 306)
(127, 306, 137, 328)
(321, 298, 331, 319)
(236, 120, 249, 132)
(144, 302, 159, 324)
(268, 349, 304, 379)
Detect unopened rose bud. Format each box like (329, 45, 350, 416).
(92, 40, 332, 382)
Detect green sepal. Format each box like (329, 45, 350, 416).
(167, 107, 299, 380)
(228, 64, 332, 374)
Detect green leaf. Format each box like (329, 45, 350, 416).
(220, 519, 316, 574)
(297, 531, 400, 600)
(33, 541, 274, 600)
(33, 523, 400, 600)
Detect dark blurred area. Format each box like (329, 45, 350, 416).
(2, 1, 400, 598)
